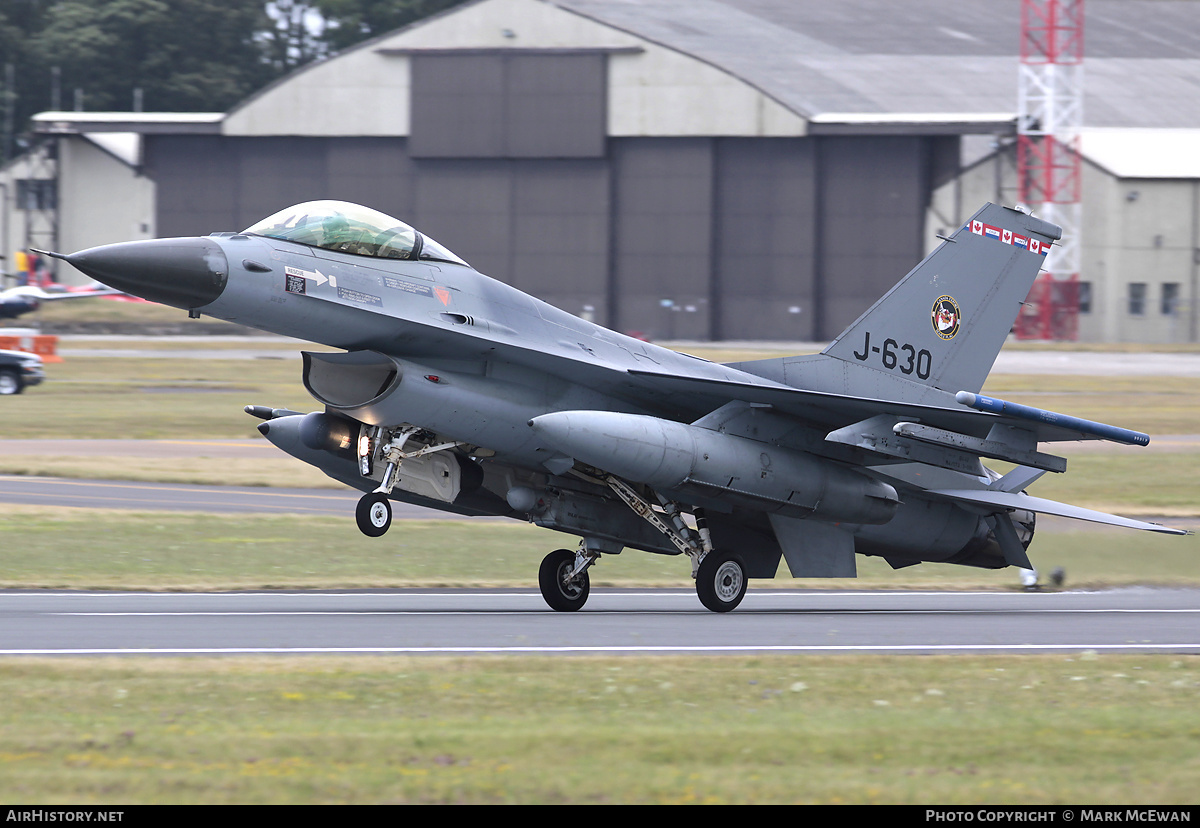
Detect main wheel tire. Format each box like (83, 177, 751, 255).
(355, 492, 392, 537)
(0, 369, 22, 395)
(538, 548, 589, 612)
(696, 550, 747, 613)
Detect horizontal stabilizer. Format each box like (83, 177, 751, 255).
(929, 488, 1188, 535)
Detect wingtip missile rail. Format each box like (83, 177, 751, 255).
(955, 391, 1151, 447)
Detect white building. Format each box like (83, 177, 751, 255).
(934, 128, 1200, 343)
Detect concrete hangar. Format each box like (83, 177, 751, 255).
(17, 0, 1200, 343)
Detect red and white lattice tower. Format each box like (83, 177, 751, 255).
(1015, 0, 1084, 340)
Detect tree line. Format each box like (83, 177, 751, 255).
(0, 0, 467, 163)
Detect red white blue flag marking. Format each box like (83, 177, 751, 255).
(969, 219, 1047, 255)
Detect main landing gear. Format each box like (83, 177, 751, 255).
(604, 475, 748, 613)
(538, 547, 593, 612)
(535, 474, 749, 614)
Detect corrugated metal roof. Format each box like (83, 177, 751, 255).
(555, 0, 1200, 127)
(29, 0, 1200, 140)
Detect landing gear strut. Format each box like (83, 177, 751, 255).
(600, 473, 747, 613)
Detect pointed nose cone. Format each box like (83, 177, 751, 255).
(64, 238, 228, 310)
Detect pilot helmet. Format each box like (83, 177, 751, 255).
(322, 213, 353, 246)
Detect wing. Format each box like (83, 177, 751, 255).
(625, 368, 1148, 446)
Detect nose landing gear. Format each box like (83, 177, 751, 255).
(353, 424, 467, 537)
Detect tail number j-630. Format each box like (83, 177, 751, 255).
(851, 331, 932, 380)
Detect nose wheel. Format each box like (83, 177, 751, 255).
(356, 492, 392, 537)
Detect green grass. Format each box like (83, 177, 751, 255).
(5, 338, 1199, 438)
(1028, 453, 1200, 515)
(2, 356, 315, 439)
(0, 296, 242, 331)
(2, 331, 1199, 805)
(981, 374, 1200, 437)
(1, 348, 1197, 511)
(0, 341, 1194, 593)
(1, 654, 1197, 804)
(0, 509, 1195, 590)
(2, 447, 1197, 516)
(0, 455, 336, 489)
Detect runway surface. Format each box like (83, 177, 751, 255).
(1, 423, 1195, 658)
(2, 588, 1197, 656)
(0, 474, 464, 519)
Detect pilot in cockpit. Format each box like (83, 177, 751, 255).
(321, 214, 373, 255)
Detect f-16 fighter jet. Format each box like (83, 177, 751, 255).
(47, 201, 1186, 612)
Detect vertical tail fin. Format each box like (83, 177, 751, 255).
(822, 203, 1061, 394)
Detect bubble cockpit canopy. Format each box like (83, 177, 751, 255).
(243, 201, 469, 266)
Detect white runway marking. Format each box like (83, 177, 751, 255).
(7, 590, 1195, 656)
(3, 643, 1200, 656)
(0, 590, 1123, 598)
(49, 608, 1200, 616)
